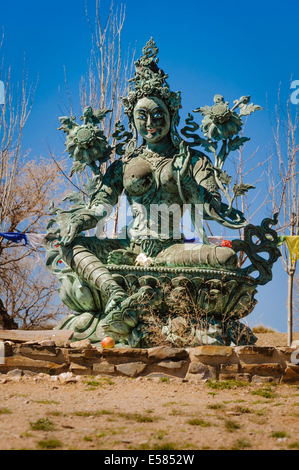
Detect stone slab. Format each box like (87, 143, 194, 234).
(157, 360, 188, 370)
(234, 346, 275, 356)
(220, 364, 239, 372)
(252, 375, 281, 384)
(0, 356, 67, 373)
(186, 362, 216, 381)
(0, 330, 73, 343)
(93, 363, 116, 374)
(241, 363, 284, 376)
(15, 344, 57, 357)
(192, 346, 233, 357)
(281, 362, 299, 384)
(116, 362, 147, 377)
(148, 347, 188, 360)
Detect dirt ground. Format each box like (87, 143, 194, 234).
(0, 332, 299, 451)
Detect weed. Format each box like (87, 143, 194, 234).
(0, 408, 12, 414)
(231, 438, 252, 450)
(207, 404, 224, 410)
(154, 430, 168, 440)
(30, 418, 55, 432)
(84, 380, 100, 388)
(235, 406, 252, 414)
(252, 324, 276, 334)
(47, 411, 63, 417)
(169, 409, 185, 416)
(251, 387, 278, 399)
(207, 380, 249, 390)
(83, 436, 93, 442)
(186, 418, 211, 427)
(152, 442, 178, 450)
(271, 431, 290, 439)
(255, 408, 267, 416)
(37, 439, 63, 450)
(74, 410, 113, 417)
(224, 419, 241, 432)
(160, 377, 170, 383)
(117, 412, 158, 423)
(36, 400, 60, 405)
(288, 442, 299, 449)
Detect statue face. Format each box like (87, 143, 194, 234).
(133, 96, 171, 144)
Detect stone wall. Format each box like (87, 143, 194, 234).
(0, 341, 299, 384)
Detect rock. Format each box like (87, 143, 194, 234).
(55, 340, 71, 348)
(185, 362, 216, 382)
(5, 356, 67, 373)
(70, 339, 92, 350)
(7, 369, 23, 377)
(23, 370, 38, 377)
(17, 344, 57, 357)
(235, 373, 251, 382)
(241, 363, 284, 376)
(38, 340, 55, 347)
(145, 372, 176, 379)
(116, 362, 147, 378)
(220, 364, 239, 373)
(235, 346, 275, 356)
(192, 346, 233, 357)
(281, 362, 299, 384)
(69, 363, 91, 375)
(252, 375, 281, 384)
(99, 348, 148, 357)
(157, 360, 188, 370)
(291, 340, 299, 348)
(148, 346, 188, 361)
(93, 363, 115, 374)
(59, 372, 77, 384)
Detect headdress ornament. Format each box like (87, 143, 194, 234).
(122, 38, 182, 130)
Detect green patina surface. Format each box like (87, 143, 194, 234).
(43, 38, 281, 348)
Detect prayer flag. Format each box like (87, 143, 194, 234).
(285, 236, 299, 261)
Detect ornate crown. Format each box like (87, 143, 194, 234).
(122, 38, 182, 127)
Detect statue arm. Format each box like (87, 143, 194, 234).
(59, 160, 124, 246)
(182, 152, 221, 213)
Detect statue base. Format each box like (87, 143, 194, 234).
(54, 265, 258, 347)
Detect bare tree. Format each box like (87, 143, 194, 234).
(57, 0, 135, 237)
(266, 88, 299, 344)
(0, 34, 70, 329)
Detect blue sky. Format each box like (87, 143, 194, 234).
(1, 0, 299, 332)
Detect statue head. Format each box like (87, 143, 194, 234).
(122, 38, 182, 152)
(133, 95, 171, 145)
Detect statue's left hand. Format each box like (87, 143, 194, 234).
(171, 141, 192, 182)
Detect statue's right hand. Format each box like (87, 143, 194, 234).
(57, 221, 82, 247)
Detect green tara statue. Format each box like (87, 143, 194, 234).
(44, 38, 281, 348)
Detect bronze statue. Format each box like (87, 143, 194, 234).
(44, 38, 281, 347)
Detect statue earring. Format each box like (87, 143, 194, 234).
(124, 122, 138, 161)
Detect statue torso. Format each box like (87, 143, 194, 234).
(123, 150, 179, 200)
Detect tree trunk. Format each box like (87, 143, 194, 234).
(0, 298, 18, 330)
